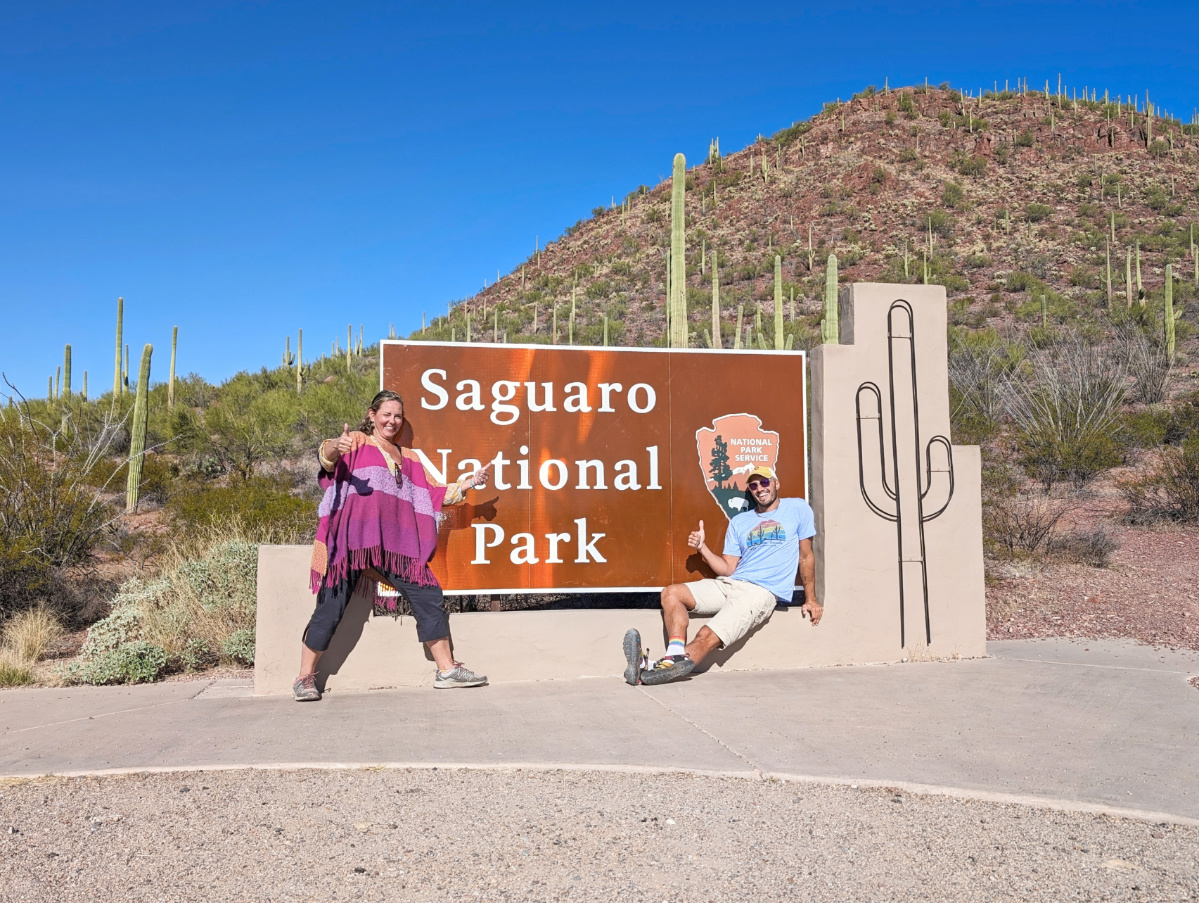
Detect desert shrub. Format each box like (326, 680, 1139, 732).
(0, 401, 126, 622)
(1164, 391, 1199, 445)
(1, 606, 63, 663)
(1045, 527, 1120, 567)
(1005, 271, 1041, 293)
(948, 330, 1023, 442)
(0, 653, 32, 687)
(898, 148, 917, 163)
(64, 529, 261, 684)
(1117, 325, 1171, 404)
(983, 492, 1069, 559)
(1025, 203, 1053, 223)
(68, 641, 169, 685)
(927, 210, 954, 238)
(1001, 338, 1126, 489)
(167, 478, 313, 541)
(1121, 408, 1170, 448)
(202, 379, 300, 479)
(1122, 436, 1199, 523)
(1014, 130, 1035, 147)
(941, 182, 965, 208)
(958, 156, 987, 177)
(222, 628, 256, 666)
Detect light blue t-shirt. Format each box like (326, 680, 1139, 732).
(722, 497, 816, 602)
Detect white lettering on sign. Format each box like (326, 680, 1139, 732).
(420, 369, 449, 410)
(420, 370, 660, 421)
(470, 520, 607, 565)
(419, 446, 661, 494)
(628, 383, 656, 413)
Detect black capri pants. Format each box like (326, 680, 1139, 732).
(303, 568, 450, 652)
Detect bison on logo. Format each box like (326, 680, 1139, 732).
(695, 414, 780, 520)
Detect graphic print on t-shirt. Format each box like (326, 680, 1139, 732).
(746, 519, 787, 547)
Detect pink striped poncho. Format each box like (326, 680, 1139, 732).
(309, 442, 448, 594)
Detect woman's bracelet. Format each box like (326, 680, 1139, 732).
(318, 440, 338, 470)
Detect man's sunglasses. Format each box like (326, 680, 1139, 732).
(747, 477, 773, 489)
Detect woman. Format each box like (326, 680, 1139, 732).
(294, 389, 492, 701)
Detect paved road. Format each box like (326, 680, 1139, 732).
(2, 638, 1197, 823)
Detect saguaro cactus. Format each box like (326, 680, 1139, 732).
(63, 345, 72, 397)
(296, 329, 303, 395)
(820, 254, 839, 343)
(168, 327, 178, 409)
(125, 344, 153, 512)
(773, 255, 784, 349)
(1165, 264, 1179, 362)
(855, 301, 954, 648)
(1125, 247, 1133, 307)
(113, 297, 124, 397)
(82, 371, 87, 401)
(668, 153, 688, 348)
(710, 246, 721, 348)
(734, 304, 744, 350)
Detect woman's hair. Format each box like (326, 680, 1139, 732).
(356, 390, 404, 435)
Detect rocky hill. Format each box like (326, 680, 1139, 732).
(432, 85, 1198, 356)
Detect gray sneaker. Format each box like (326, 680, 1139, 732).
(622, 628, 643, 686)
(640, 655, 695, 686)
(292, 674, 322, 701)
(434, 662, 487, 688)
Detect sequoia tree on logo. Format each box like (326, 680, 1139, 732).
(695, 414, 780, 519)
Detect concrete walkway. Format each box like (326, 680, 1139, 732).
(3, 638, 1197, 824)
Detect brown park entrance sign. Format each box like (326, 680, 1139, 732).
(380, 342, 807, 594)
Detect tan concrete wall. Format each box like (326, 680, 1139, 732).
(255, 282, 985, 695)
(811, 283, 986, 661)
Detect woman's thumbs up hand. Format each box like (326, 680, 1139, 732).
(336, 423, 354, 455)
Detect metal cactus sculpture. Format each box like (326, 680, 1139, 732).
(820, 254, 839, 343)
(668, 153, 687, 348)
(126, 344, 153, 512)
(855, 300, 955, 647)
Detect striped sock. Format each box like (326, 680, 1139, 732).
(666, 637, 687, 658)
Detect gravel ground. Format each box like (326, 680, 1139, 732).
(1, 769, 1196, 903)
(987, 525, 1199, 650)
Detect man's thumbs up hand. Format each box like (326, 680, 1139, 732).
(687, 520, 706, 550)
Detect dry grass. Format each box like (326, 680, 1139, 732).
(0, 650, 33, 686)
(1, 605, 64, 664)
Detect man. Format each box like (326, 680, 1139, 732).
(623, 465, 821, 686)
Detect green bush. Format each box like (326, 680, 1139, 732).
(1025, 203, 1053, 223)
(69, 641, 168, 685)
(64, 534, 261, 684)
(222, 628, 256, 666)
(1123, 436, 1199, 523)
(167, 478, 313, 540)
(1121, 408, 1170, 448)
(957, 156, 987, 177)
(941, 182, 965, 208)
(1003, 339, 1126, 489)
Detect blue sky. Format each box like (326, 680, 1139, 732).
(2, 0, 1195, 395)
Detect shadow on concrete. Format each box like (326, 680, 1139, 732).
(694, 604, 796, 674)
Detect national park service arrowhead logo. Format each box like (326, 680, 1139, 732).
(696, 414, 780, 520)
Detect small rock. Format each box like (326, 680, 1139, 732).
(355, 823, 371, 832)
(354, 867, 367, 874)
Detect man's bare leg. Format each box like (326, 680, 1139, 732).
(660, 584, 722, 665)
(684, 626, 722, 666)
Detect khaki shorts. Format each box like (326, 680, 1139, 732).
(685, 577, 779, 647)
